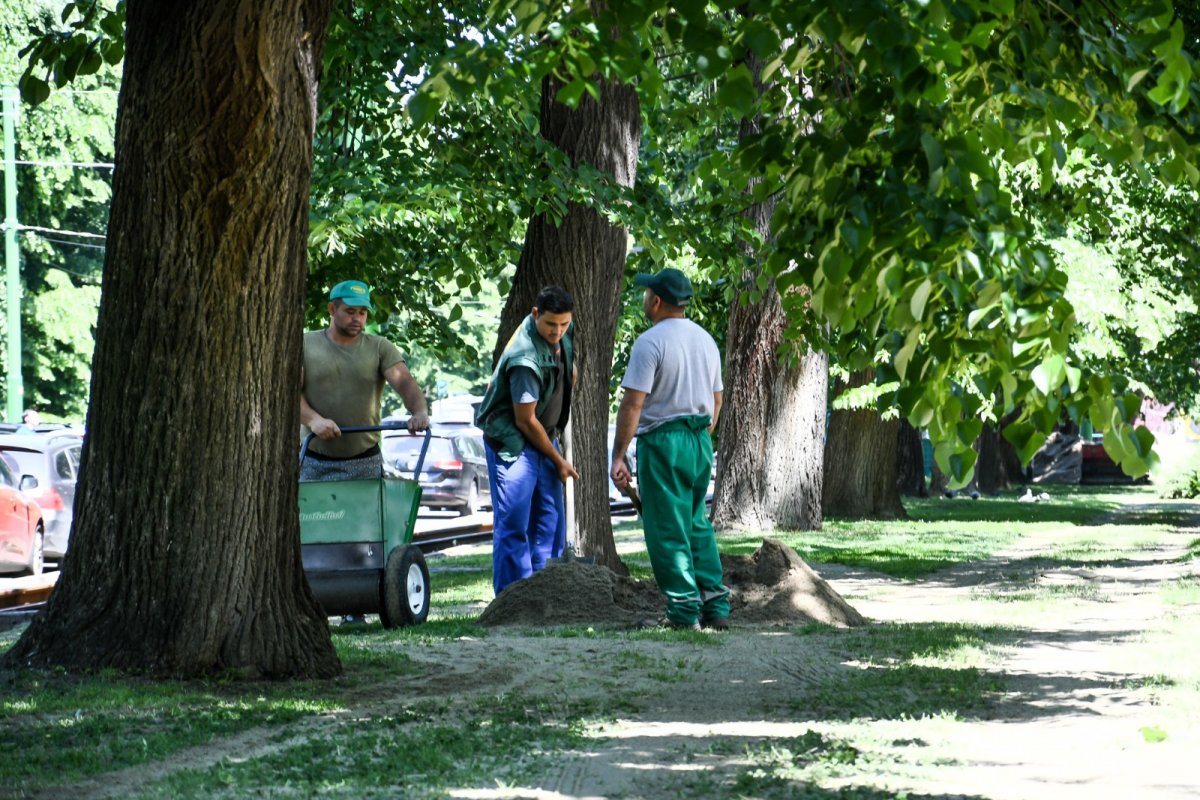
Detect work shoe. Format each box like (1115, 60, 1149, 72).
(701, 616, 730, 631)
(636, 616, 701, 632)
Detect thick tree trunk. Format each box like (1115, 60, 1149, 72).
(975, 420, 1025, 494)
(822, 370, 907, 519)
(896, 419, 928, 497)
(493, 74, 640, 576)
(4, 0, 340, 678)
(711, 49, 827, 533)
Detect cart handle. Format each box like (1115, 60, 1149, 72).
(300, 423, 433, 477)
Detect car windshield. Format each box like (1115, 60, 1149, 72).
(382, 436, 452, 465)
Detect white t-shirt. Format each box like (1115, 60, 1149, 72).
(621, 318, 723, 434)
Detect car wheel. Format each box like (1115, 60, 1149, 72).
(380, 545, 430, 628)
(459, 480, 479, 517)
(25, 525, 44, 577)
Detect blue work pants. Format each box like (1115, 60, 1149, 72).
(485, 441, 565, 594)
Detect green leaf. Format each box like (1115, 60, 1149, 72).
(407, 90, 440, 129)
(715, 64, 757, 118)
(1003, 421, 1046, 466)
(910, 278, 933, 321)
(555, 78, 588, 108)
(920, 131, 944, 172)
(910, 397, 935, 428)
(894, 326, 922, 380)
(1030, 354, 1065, 395)
(19, 73, 50, 106)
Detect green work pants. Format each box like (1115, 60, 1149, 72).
(636, 416, 730, 625)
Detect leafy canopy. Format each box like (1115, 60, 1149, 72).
(413, 0, 1200, 486)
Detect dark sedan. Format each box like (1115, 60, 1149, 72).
(382, 427, 491, 516)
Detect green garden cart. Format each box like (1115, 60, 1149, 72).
(299, 424, 432, 627)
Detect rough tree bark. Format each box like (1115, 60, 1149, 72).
(711, 53, 827, 532)
(975, 419, 1025, 494)
(3, 0, 341, 678)
(896, 419, 928, 497)
(822, 370, 907, 519)
(492, 74, 640, 576)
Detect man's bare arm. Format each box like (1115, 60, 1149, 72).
(300, 367, 340, 439)
(513, 401, 578, 482)
(610, 389, 645, 489)
(383, 361, 430, 431)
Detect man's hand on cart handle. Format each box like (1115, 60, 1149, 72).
(310, 417, 341, 440)
(406, 412, 430, 433)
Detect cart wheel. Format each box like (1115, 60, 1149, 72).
(380, 545, 430, 628)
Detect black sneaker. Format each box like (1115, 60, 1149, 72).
(701, 616, 730, 631)
(636, 616, 701, 632)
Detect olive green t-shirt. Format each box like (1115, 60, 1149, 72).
(302, 330, 405, 458)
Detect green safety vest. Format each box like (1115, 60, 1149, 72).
(476, 314, 574, 461)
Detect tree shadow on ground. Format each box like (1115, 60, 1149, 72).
(716, 622, 1171, 725)
(903, 492, 1200, 528)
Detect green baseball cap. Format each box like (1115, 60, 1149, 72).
(634, 268, 693, 307)
(329, 279, 373, 310)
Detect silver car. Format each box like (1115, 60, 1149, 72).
(0, 431, 83, 561)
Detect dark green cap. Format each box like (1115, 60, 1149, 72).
(634, 268, 693, 307)
(329, 279, 373, 310)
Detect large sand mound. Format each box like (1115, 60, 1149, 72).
(478, 538, 866, 628)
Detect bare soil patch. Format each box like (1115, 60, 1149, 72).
(479, 538, 866, 628)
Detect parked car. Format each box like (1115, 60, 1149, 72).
(0, 452, 45, 575)
(0, 431, 84, 561)
(382, 426, 491, 516)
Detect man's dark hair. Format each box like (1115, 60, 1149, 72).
(534, 286, 574, 314)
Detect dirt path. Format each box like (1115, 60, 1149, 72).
(502, 501, 1200, 799)
(37, 501, 1200, 799)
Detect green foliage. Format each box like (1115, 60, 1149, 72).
(2, 0, 114, 420)
(1161, 449, 1200, 499)
(15, 0, 1200, 480)
(16, 0, 123, 104)
(418, 0, 1200, 488)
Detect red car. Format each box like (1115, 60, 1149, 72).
(0, 452, 45, 575)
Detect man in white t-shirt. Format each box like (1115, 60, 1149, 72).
(610, 268, 730, 631)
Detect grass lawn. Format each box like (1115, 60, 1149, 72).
(1, 483, 1196, 799)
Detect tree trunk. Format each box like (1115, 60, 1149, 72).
(493, 74, 640, 576)
(822, 370, 907, 519)
(3, 0, 340, 678)
(896, 419, 928, 497)
(711, 51, 827, 532)
(975, 419, 1025, 494)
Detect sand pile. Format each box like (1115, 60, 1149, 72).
(478, 538, 866, 628)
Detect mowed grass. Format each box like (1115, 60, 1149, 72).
(0, 483, 1194, 798)
(705, 485, 1143, 580)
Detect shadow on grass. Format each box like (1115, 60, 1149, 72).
(1177, 537, 1200, 563)
(775, 621, 1168, 725)
(902, 487, 1131, 526)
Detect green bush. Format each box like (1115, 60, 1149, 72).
(1161, 456, 1200, 499)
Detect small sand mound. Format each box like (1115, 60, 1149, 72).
(721, 538, 866, 627)
(478, 539, 866, 628)
(478, 559, 660, 627)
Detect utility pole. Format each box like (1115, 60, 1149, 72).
(2, 85, 21, 423)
